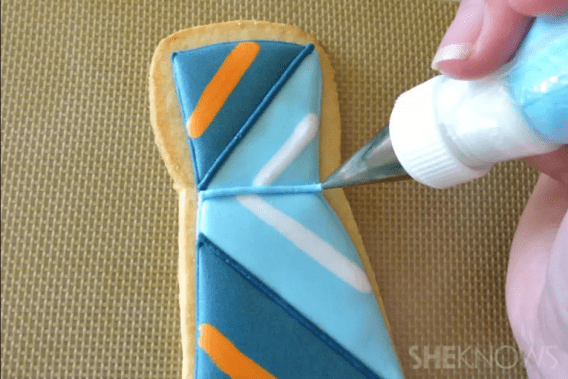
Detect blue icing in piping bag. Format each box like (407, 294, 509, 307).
(323, 13, 567, 190)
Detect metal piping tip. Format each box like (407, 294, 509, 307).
(322, 125, 410, 189)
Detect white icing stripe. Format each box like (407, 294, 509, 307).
(245, 112, 371, 292)
(253, 113, 319, 186)
(237, 195, 372, 293)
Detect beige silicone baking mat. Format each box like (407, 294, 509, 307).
(2, 0, 537, 378)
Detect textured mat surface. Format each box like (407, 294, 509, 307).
(2, 0, 537, 378)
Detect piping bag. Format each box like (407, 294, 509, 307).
(323, 14, 567, 190)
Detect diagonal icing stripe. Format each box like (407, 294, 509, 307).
(237, 195, 372, 293)
(253, 113, 319, 186)
(198, 323, 276, 379)
(187, 42, 260, 138)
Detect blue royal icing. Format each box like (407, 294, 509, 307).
(172, 41, 313, 189)
(196, 234, 385, 379)
(199, 193, 401, 378)
(172, 40, 403, 379)
(207, 49, 321, 189)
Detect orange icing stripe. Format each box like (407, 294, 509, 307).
(198, 323, 276, 379)
(187, 42, 260, 138)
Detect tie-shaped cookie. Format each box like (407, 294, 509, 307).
(149, 21, 403, 379)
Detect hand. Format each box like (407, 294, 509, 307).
(432, 0, 568, 79)
(435, 1, 568, 377)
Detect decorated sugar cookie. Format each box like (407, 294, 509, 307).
(149, 21, 403, 379)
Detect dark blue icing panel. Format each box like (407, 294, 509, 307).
(194, 350, 230, 379)
(196, 234, 383, 379)
(171, 41, 306, 187)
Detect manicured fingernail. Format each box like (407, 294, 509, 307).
(431, 43, 472, 70)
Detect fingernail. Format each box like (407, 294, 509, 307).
(431, 43, 472, 70)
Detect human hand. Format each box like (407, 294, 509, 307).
(432, 0, 568, 79)
(434, 1, 568, 377)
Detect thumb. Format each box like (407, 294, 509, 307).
(507, 0, 568, 16)
(432, 0, 533, 79)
